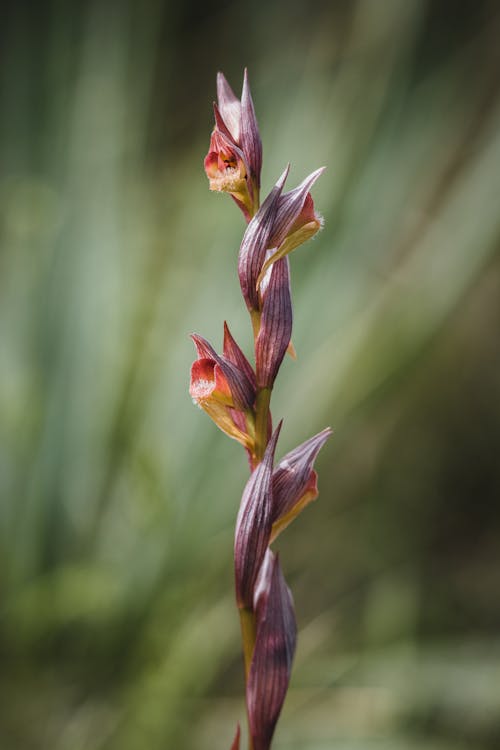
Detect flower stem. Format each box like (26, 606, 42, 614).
(239, 606, 256, 680)
(239, 607, 256, 750)
(254, 387, 272, 462)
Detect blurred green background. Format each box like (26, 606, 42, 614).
(1, 1, 500, 748)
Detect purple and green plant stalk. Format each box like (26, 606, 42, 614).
(190, 70, 331, 750)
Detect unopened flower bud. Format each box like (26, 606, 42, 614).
(255, 258, 292, 389)
(247, 550, 297, 750)
(234, 424, 281, 609)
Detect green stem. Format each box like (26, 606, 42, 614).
(239, 607, 256, 750)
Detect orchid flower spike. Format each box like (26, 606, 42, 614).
(192, 69, 331, 750)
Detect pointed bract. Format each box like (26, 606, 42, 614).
(270, 427, 332, 541)
(234, 424, 282, 609)
(255, 258, 292, 388)
(240, 69, 263, 189)
(238, 167, 289, 312)
(247, 551, 297, 750)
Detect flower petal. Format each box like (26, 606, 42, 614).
(190, 349, 252, 445)
(198, 399, 252, 448)
(216, 71, 242, 142)
(213, 102, 236, 142)
(223, 321, 256, 388)
(238, 166, 289, 312)
(190, 333, 217, 360)
(190, 333, 255, 410)
(240, 68, 262, 187)
(234, 423, 282, 609)
(255, 258, 292, 388)
(247, 550, 297, 750)
(204, 127, 249, 199)
(189, 358, 232, 404)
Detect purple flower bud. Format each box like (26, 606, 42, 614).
(271, 427, 332, 541)
(247, 550, 297, 750)
(234, 424, 282, 609)
(255, 258, 292, 388)
(238, 167, 289, 312)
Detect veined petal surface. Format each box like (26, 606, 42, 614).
(247, 550, 297, 750)
(238, 167, 289, 311)
(234, 424, 281, 609)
